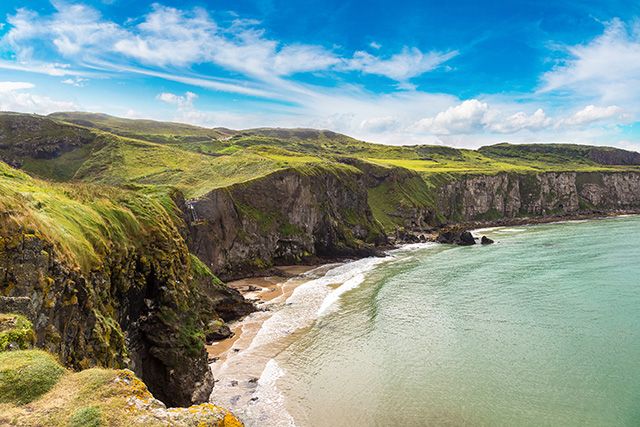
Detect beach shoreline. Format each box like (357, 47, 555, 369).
(206, 264, 324, 363)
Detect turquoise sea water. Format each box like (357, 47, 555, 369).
(276, 216, 640, 426)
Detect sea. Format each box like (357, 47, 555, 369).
(211, 216, 640, 427)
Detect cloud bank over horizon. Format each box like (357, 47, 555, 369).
(0, 0, 639, 149)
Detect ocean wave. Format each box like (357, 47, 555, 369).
(248, 256, 386, 349)
(245, 359, 297, 427)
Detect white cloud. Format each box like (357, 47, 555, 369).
(0, 60, 78, 77)
(0, 81, 75, 113)
(2, 3, 453, 84)
(360, 116, 399, 132)
(414, 99, 491, 134)
(61, 76, 88, 87)
(157, 91, 198, 110)
(369, 41, 381, 50)
(541, 19, 640, 107)
(0, 81, 34, 91)
(346, 47, 458, 81)
(562, 105, 624, 126)
(114, 5, 215, 67)
(272, 45, 340, 75)
(488, 109, 552, 133)
(414, 100, 555, 135)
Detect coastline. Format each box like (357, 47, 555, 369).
(438, 208, 640, 233)
(206, 254, 412, 425)
(207, 210, 640, 362)
(205, 212, 640, 425)
(206, 264, 322, 363)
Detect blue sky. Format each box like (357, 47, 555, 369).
(1, 0, 639, 148)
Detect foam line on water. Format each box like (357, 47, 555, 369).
(245, 359, 296, 427)
(247, 256, 386, 350)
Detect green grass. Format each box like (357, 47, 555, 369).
(0, 314, 36, 351)
(0, 160, 182, 271)
(67, 406, 102, 427)
(49, 111, 233, 143)
(4, 111, 640, 240)
(72, 135, 295, 198)
(0, 350, 65, 405)
(20, 142, 96, 181)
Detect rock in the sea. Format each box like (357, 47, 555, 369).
(436, 228, 476, 246)
(481, 236, 494, 245)
(459, 231, 476, 246)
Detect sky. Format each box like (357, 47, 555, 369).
(1, 0, 640, 149)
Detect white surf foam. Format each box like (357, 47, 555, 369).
(244, 359, 297, 427)
(248, 256, 386, 350)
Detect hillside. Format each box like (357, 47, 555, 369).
(2, 111, 640, 423)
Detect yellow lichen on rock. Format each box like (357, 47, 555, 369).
(0, 346, 244, 426)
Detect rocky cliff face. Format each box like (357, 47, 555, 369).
(0, 114, 94, 167)
(436, 172, 640, 221)
(0, 195, 251, 407)
(187, 167, 386, 279)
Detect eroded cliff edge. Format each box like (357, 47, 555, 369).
(184, 168, 640, 278)
(0, 164, 252, 407)
(187, 165, 386, 280)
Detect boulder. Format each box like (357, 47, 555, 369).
(481, 236, 494, 245)
(436, 227, 477, 246)
(458, 231, 476, 246)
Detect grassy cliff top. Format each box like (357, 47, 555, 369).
(2, 112, 640, 201)
(0, 160, 184, 270)
(0, 349, 242, 427)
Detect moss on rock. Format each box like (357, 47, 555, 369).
(0, 314, 35, 351)
(0, 350, 244, 426)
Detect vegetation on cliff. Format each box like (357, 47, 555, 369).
(0, 349, 242, 426)
(2, 110, 640, 422)
(0, 155, 250, 407)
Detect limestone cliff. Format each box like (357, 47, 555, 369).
(436, 172, 640, 221)
(187, 166, 386, 279)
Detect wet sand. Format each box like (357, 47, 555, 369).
(206, 265, 320, 363)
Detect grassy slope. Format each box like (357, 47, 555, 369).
(10, 112, 639, 187)
(49, 112, 234, 143)
(5, 111, 640, 231)
(0, 349, 242, 427)
(0, 160, 182, 271)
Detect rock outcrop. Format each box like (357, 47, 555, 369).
(187, 167, 386, 279)
(436, 227, 477, 245)
(436, 172, 640, 221)
(0, 171, 251, 407)
(481, 236, 494, 245)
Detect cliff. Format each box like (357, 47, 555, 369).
(187, 165, 386, 280)
(0, 162, 252, 407)
(2, 111, 640, 420)
(436, 171, 640, 221)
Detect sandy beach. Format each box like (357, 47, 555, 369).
(206, 265, 321, 363)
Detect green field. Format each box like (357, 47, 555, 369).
(2, 111, 640, 233)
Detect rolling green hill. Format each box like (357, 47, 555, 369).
(3, 112, 637, 191)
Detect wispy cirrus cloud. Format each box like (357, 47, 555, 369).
(1, 2, 451, 84)
(540, 19, 640, 107)
(345, 47, 458, 81)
